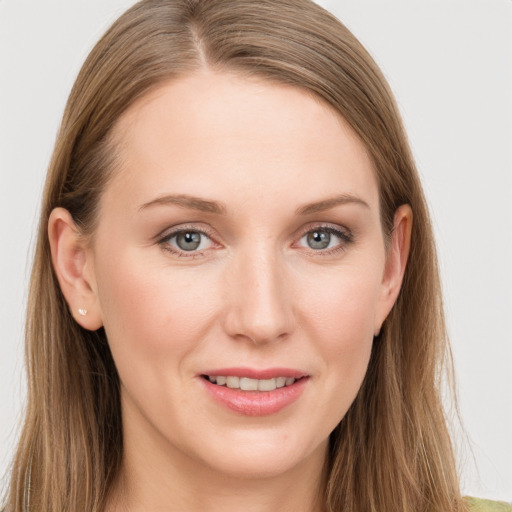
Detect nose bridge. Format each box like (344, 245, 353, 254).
(224, 241, 294, 344)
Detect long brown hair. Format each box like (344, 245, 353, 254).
(4, 1, 465, 510)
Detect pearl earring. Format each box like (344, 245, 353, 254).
(78, 308, 88, 316)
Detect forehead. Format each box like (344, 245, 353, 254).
(106, 70, 379, 217)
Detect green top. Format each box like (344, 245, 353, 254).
(467, 497, 512, 512)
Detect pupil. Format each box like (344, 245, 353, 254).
(177, 231, 201, 251)
(307, 230, 330, 250)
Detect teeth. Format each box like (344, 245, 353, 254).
(207, 375, 298, 390)
(258, 378, 276, 391)
(226, 376, 239, 388)
(240, 377, 259, 391)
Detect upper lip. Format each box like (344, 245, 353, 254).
(200, 367, 308, 380)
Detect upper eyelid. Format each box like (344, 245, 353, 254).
(294, 222, 352, 240)
(156, 223, 216, 241)
(157, 222, 349, 238)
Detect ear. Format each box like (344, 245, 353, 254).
(48, 207, 103, 330)
(374, 204, 413, 335)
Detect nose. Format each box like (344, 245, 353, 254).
(222, 245, 295, 345)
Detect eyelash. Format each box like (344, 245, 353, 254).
(157, 224, 354, 258)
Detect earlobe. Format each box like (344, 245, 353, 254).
(48, 207, 103, 331)
(375, 204, 413, 334)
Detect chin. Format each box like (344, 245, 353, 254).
(188, 429, 328, 481)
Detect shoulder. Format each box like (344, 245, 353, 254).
(466, 497, 512, 512)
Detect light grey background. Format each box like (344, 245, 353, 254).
(1, 0, 511, 501)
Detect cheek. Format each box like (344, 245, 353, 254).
(316, 279, 376, 373)
(295, 261, 382, 413)
(95, 248, 220, 369)
(298, 258, 383, 343)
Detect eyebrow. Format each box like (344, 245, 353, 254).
(139, 194, 227, 214)
(295, 194, 370, 215)
(138, 193, 369, 215)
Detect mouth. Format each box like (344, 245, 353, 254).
(201, 375, 301, 391)
(199, 368, 309, 416)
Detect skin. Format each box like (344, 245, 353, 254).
(49, 70, 412, 512)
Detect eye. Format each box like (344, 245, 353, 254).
(303, 230, 333, 250)
(297, 226, 353, 253)
(161, 229, 214, 255)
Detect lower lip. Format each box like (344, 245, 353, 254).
(201, 377, 308, 416)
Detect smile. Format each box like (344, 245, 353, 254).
(200, 369, 309, 416)
(204, 375, 297, 391)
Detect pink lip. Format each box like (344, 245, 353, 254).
(199, 368, 309, 417)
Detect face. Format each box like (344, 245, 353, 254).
(82, 71, 403, 481)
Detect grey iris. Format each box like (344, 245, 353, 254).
(177, 231, 201, 251)
(307, 230, 330, 250)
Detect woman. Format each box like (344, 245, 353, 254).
(2, 0, 510, 511)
